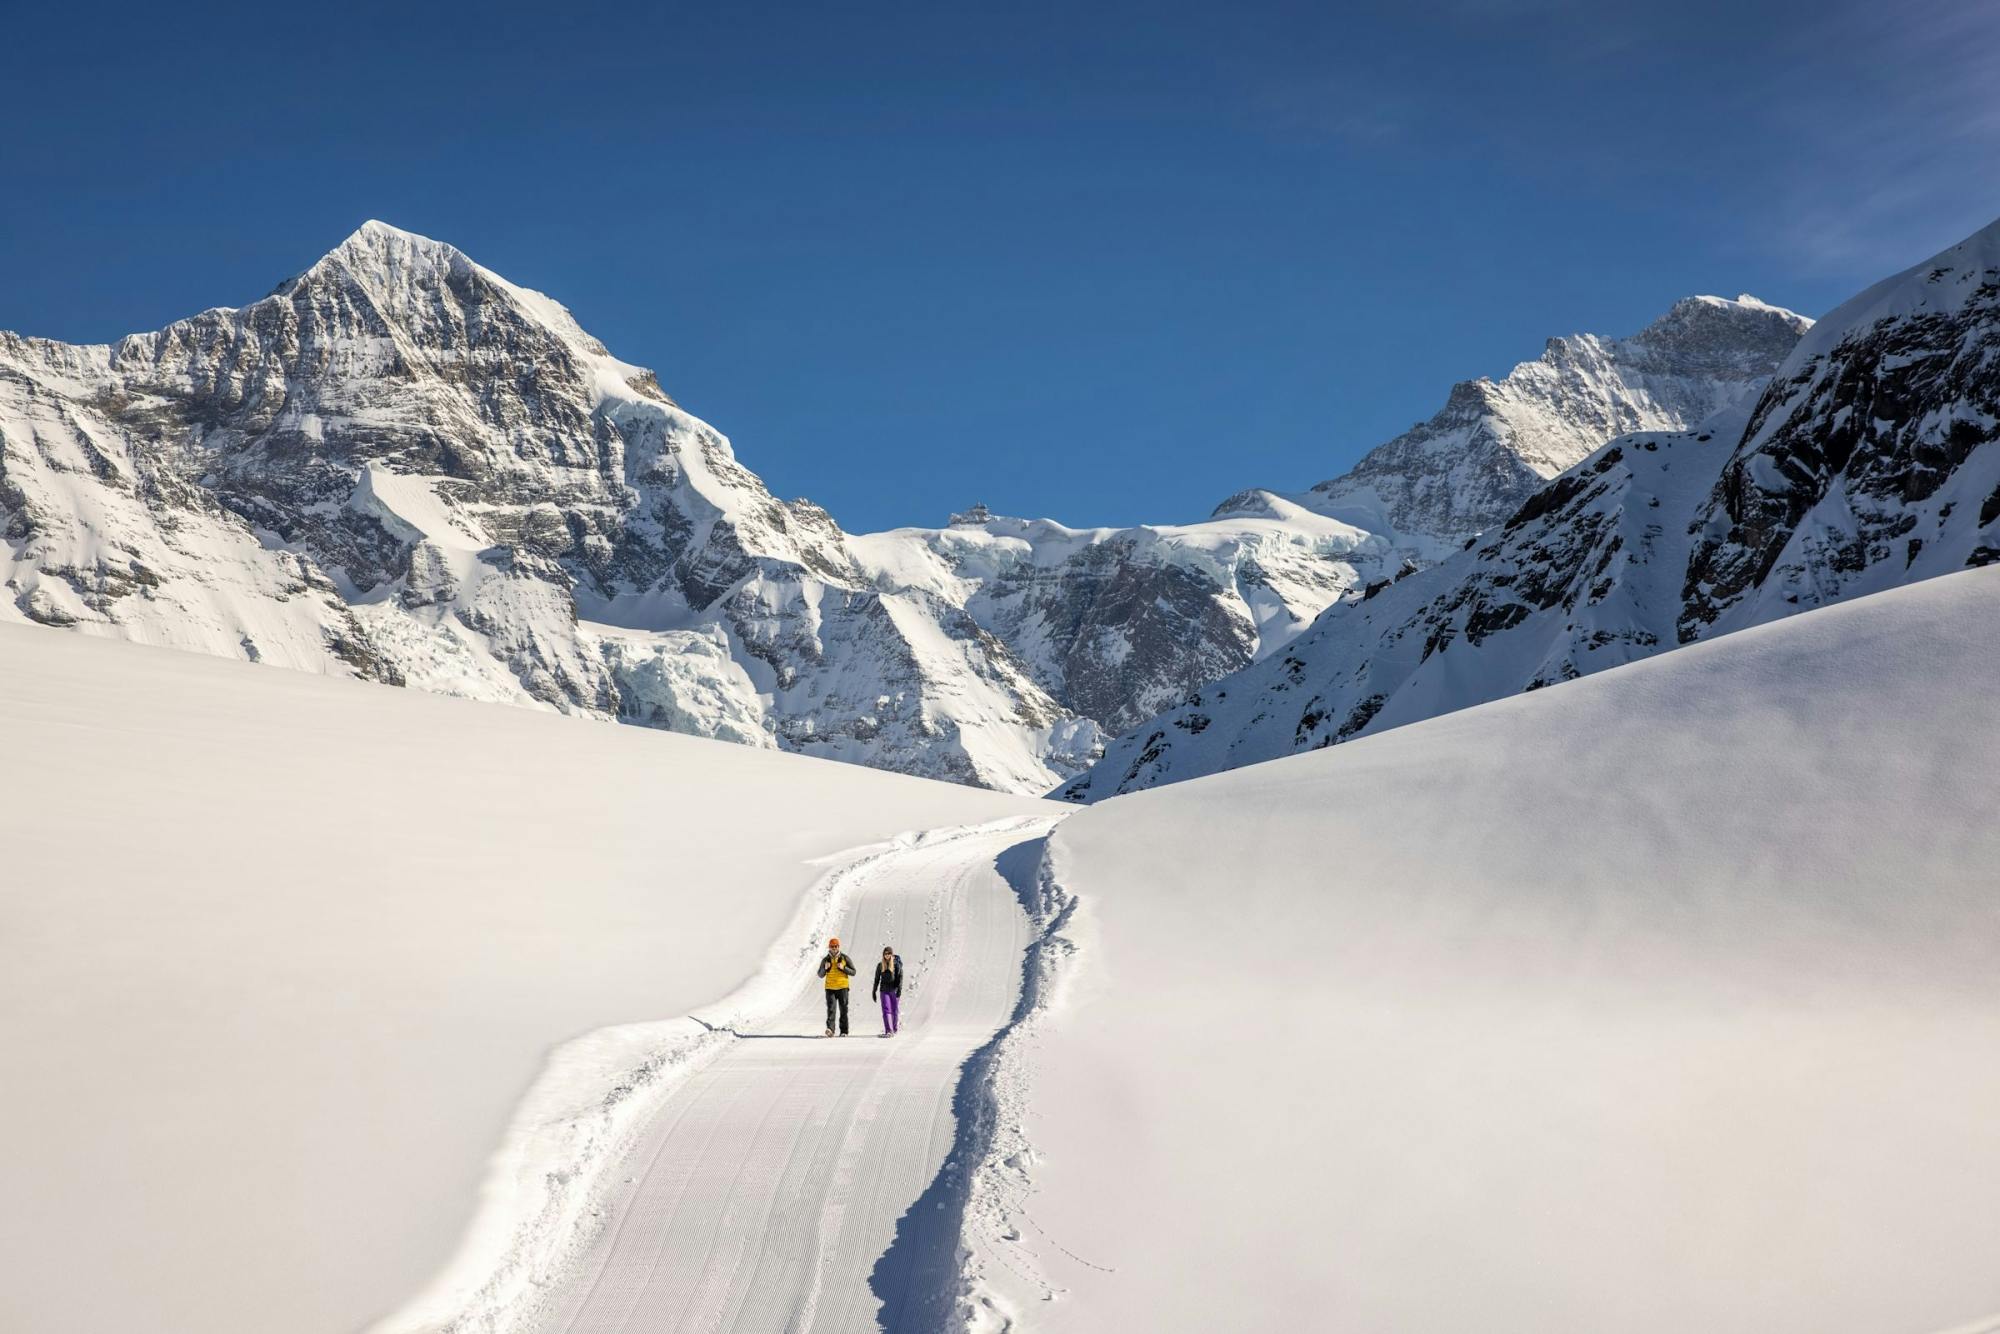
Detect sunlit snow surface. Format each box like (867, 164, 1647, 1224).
(974, 568, 2000, 1333)
(0, 629, 1044, 1334)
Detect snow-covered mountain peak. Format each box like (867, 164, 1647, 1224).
(304, 219, 508, 289)
(1273, 292, 1812, 554)
(282, 218, 471, 302)
(355, 217, 426, 242)
(1617, 292, 1812, 374)
(335, 216, 455, 255)
(276, 220, 665, 399)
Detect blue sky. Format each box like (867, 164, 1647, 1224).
(3, 0, 1994, 531)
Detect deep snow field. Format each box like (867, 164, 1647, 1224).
(0, 625, 1043, 1334)
(993, 566, 2000, 1333)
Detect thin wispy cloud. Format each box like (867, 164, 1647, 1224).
(1252, 71, 1416, 145)
(1238, 0, 1657, 150)
(1766, 0, 2000, 274)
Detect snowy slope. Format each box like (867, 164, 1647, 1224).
(0, 222, 1093, 793)
(1072, 217, 2000, 798)
(1218, 293, 1811, 557)
(983, 567, 2000, 1333)
(0, 624, 1046, 1334)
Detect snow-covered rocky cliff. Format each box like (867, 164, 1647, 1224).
(850, 498, 1384, 735)
(1068, 217, 2000, 799)
(0, 223, 1096, 790)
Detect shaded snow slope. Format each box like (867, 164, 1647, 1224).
(0, 625, 1046, 1334)
(1073, 216, 2000, 798)
(0, 222, 1091, 793)
(999, 567, 2000, 1333)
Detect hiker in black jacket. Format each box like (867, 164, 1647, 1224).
(872, 946, 903, 1036)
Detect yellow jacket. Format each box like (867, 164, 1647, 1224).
(819, 950, 856, 990)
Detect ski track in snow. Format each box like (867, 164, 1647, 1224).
(524, 818, 1061, 1334)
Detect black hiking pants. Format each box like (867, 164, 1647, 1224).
(825, 987, 849, 1034)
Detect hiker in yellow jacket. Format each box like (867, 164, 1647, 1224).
(818, 937, 857, 1036)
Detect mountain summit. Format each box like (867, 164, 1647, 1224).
(1217, 293, 1812, 557)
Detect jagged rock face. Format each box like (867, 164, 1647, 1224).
(1064, 429, 1706, 799)
(1683, 236, 2000, 637)
(0, 223, 1092, 792)
(1021, 543, 1266, 731)
(1068, 220, 2000, 800)
(849, 501, 1384, 736)
(1218, 295, 1812, 558)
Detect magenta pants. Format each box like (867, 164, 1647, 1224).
(879, 991, 900, 1032)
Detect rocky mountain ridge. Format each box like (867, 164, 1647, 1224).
(0, 221, 1816, 792)
(1066, 216, 2000, 799)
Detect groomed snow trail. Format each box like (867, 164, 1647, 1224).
(532, 819, 1057, 1334)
